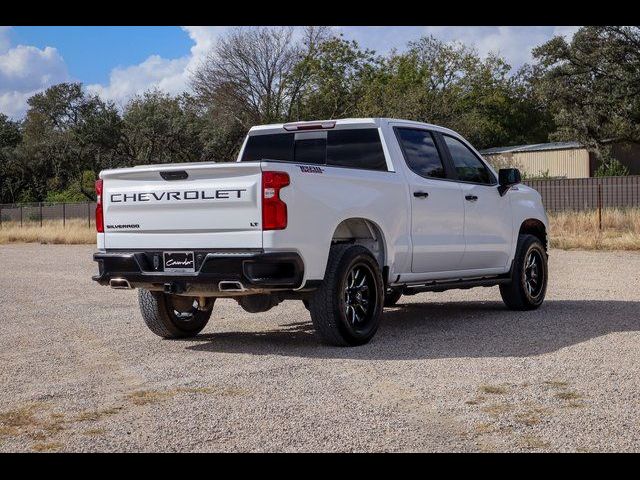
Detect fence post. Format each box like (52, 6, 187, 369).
(62, 203, 66, 228)
(20, 205, 23, 227)
(0, 205, 2, 229)
(598, 183, 603, 231)
(40, 202, 43, 228)
(87, 202, 90, 228)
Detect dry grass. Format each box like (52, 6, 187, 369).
(0, 219, 94, 245)
(73, 406, 122, 422)
(127, 386, 248, 406)
(127, 390, 174, 406)
(0, 403, 67, 442)
(544, 380, 569, 389)
(0, 405, 39, 428)
(514, 409, 545, 426)
(481, 403, 514, 416)
(32, 441, 62, 452)
(549, 208, 640, 250)
(520, 435, 550, 450)
(479, 385, 508, 395)
(555, 390, 582, 401)
(2, 208, 639, 250)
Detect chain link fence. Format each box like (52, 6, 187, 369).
(1, 175, 640, 229)
(0, 202, 96, 228)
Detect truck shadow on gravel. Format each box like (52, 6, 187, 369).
(184, 299, 640, 360)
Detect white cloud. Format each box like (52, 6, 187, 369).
(0, 25, 231, 118)
(0, 30, 70, 118)
(424, 26, 580, 67)
(338, 26, 580, 69)
(86, 55, 190, 106)
(87, 26, 230, 108)
(0, 25, 582, 119)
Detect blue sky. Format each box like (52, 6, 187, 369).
(0, 26, 579, 119)
(10, 27, 193, 85)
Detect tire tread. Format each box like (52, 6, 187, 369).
(499, 234, 547, 311)
(308, 244, 383, 346)
(138, 289, 211, 338)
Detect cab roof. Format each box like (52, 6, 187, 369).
(248, 118, 460, 138)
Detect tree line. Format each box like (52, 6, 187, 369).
(1, 26, 639, 204)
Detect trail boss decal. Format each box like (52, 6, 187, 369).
(298, 165, 324, 174)
(110, 189, 247, 203)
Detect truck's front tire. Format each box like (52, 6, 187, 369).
(308, 245, 384, 346)
(500, 234, 548, 310)
(138, 289, 213, 339)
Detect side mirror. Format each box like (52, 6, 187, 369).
(498, 168, 521, 196)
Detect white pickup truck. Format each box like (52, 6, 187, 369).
(93, 118, 549, 346)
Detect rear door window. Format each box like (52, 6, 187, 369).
(327, 128, 387, 171)
(395, 128, 446, 179)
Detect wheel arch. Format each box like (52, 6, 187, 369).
(519, 218, 548, 252)
(330, 217, 388, 275)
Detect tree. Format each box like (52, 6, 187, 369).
(533, 26, 640, 147)
(190, 26, 331, 159)
(121, 91, 204, 165)
(191, 26, 300, 128)
(19, 83, 123, 201)
(356, 36, 546, 149)
(291, 35, 380, 120)
(0, 114, 24, 203)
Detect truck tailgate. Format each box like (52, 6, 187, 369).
(101, 162, 262, 250)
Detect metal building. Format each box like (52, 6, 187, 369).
(480, 140, 640, 179)
(480, 142, 590, 179)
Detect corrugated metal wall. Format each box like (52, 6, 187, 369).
(524, 176, 640, 211)
(485, 148, 590, 179)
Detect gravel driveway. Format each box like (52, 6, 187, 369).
(1, 244, 639, 452)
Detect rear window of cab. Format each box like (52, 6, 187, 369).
(241, 128, 388, 172)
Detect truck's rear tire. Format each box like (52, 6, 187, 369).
(308, 245, 384, 346)
(138, 289, 213, 339)
(500, 234, 548, 310)
(384, 288, 403, 307)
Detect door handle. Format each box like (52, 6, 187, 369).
(413, 191, 429, 198)
(465, 195, 478, 201)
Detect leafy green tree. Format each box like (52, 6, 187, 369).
(19, 83, 123, 201)
(533, 26, 640, 147)
(0, 113, 24, 203)
(357, 36, 551, 149)
(291, 35, 380, 120)
(121, 91, 204, 165)
(45, 171, 97, 202)
(593, 147, 630, 177)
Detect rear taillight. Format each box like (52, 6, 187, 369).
(262, 171, 289, 230)
(95, 179, 104, 233)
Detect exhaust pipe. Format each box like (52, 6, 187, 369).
(218, 281, 246, 292)
(109, 278, 132, 289)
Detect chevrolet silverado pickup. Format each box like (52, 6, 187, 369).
(93, 118, 549, 346)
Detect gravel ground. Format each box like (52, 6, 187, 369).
(0, 244, 639, 452)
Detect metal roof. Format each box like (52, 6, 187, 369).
(481, 141, 584, 155)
